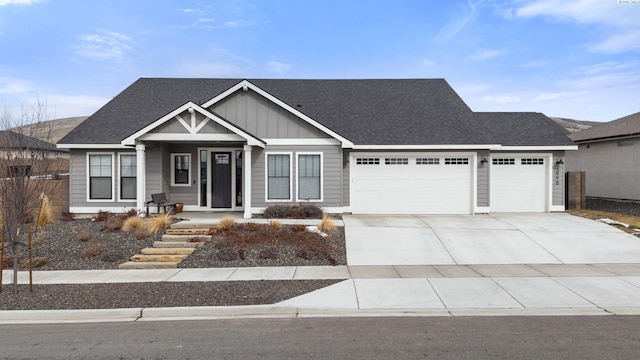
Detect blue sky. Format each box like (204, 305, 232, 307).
(0, 0, 639, 122)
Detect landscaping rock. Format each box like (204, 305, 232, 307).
(216, 248, 238, 262)
(259, 247, 279, 260)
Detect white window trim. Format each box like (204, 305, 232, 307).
(296, 152, 323, 202)
(86, 152, 115, 202)
(117, 152, 137, 202)
(171, 153, 192, 187)
(265, 152, 293, 202)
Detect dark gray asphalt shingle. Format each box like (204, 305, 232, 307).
(59, 78, 572, 147)
(474, 112, 575, 146)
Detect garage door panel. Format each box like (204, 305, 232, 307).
(490, 156, 547, 212)
(351, 155, 472, 214)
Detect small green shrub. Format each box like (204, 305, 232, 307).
(302, 204, 324, 219)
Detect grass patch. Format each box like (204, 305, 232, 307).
(568, 210, 640, 234)
(122, 216, 144, 232)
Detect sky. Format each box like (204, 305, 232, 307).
(0, 0, 639, 123)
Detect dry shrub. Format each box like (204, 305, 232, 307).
(317, 214, 337, 233)
(61, 211, 75, 221)
(122, 216, 144, 232)
(2, 256, 21, 269)
(92, 210, 111, 222)
(104, 216, 124, 231)
(218, 216, 236, 230)
(243, 222, 262, 232)
(135, 226, 152, 240)
(37, 194, 54, 227)
(31, 256, 50, 268)
(83, 242, 104, 258)
(74, 230, 92, 242)
(145, 212, 172, 234)
(291, 224, 307, 232)
(268, 220, 283, 229)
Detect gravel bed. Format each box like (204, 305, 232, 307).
(0, 280, 341, 310)
(587, 198, 640, 217)
(1, 219, 346, 310)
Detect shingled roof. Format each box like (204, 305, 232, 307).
(59, 78, 572, 147)
(474, 112, 575, 146)
(569, 111, 640, 142)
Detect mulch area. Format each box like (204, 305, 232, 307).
(0, 280, 341, 310)
(0, 217, 347, 310)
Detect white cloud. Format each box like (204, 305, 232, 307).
(435, 0, 481, 42)
(0, 76, 32, 94)
(265, 61, 291, 74)
(533, 93, 560, 102)
(575, 61, 633, 75)
(45, 94, 110, 118)
(72, 29, 133, 63)
(469, 50, 503, 60)
(512, 0, 640, 54)
(0, 0, 39, 6)
(520, 60, 551, 68)
(482, 94, 521, 103)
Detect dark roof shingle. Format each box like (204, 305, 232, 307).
(569, 111, 640, 142)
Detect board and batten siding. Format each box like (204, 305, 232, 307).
(210, 90, 330, 139)
(251, 145, 344, 209)
(552, 151, 566, 206)
(150, 112, 234, 135)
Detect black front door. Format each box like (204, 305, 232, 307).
(211, 152, 232, 208)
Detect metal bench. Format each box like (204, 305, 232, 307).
(146, 193, 177, 215)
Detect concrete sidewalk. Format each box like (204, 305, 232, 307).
(3, 264, 640, 323)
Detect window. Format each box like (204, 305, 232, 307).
(416, 158, 439, 165)
(171, 153, 191, 186)
(385, 158, 408, 165)
(356, 158, 380, 165)
(521, 158, 544, 165)
(119, 154, 136, 200)
(493, 158, 515, 165)
(267, 153, 291, 200)
(88, 153, 113, 200)
(298, 154, 322, 201)
(618, 140, 634, 147)
(444, 158, 469, 165)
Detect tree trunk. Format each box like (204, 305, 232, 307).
(12, 241, 18, 295)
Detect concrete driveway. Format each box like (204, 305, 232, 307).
(344, 213, 640, 265)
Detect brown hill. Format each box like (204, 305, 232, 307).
(551, 117, 600, 133)
(12, 116, 87, 144)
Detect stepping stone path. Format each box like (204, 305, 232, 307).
(118, 227, 211, 269)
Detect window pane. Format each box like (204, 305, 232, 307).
(121, 177, 136, 199)
(267, 154, 290, 199)
(174, 155, 190, 184)
(299, 155, 320, 200)
(90, 178, 112, 199)
(120, 155, 136, 177)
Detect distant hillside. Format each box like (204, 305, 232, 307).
(12, 116, 87, 144)
(551, 117, 600, 133)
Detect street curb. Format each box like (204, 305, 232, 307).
(3, 306, 640, 324)
(0, 308, 142, 324)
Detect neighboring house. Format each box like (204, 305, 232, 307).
(0, 130, 69, 177)
(566, 111, 640, 201)
(57, 78, 576, 217)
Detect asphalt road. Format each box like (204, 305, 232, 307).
(2, 316, 640, 359)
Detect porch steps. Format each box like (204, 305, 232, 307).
(118, 226, 210, 269)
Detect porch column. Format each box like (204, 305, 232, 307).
(136, 143, 146, 212)
(243, 145, 252, 218)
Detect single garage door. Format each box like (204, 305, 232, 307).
(490, 156, 548, 212)
(350, 154, 473, 214)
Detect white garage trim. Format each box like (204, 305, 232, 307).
(489, 152, 552, 212)
(349, 152, 477, 214)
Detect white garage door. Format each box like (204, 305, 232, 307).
(490, 156, 548, 212)
(350, 154, 473, 214)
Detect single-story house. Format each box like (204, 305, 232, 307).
(57, 78, 576, 217)
(0, 130, 69, 177)
(566, 111, 640, 201)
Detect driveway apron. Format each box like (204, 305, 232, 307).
(343, 213, 640, 266)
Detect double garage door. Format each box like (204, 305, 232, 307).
(350, 153, 549, 214)
(350, 154, 473, 214)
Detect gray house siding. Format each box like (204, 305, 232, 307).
(552, 151, 565, 206)
(476, 150, 490, 208)
(566, 139, 640, 201)
(145, 146, 163, 200)
(210, 90, 330, 139)
(250, 145, 344, 209)
(164, 144, 198, 205)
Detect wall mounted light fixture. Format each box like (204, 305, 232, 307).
(556, 158, 564, 165)
(480, 157, 488, 164)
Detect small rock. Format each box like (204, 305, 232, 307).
(216, 248, 238, 261)
(296, 249, 308, 259)
(100, 251, 122, 263)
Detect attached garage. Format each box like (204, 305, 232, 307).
(350, 153, 474, 214)
(490, 154, 550, 212)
